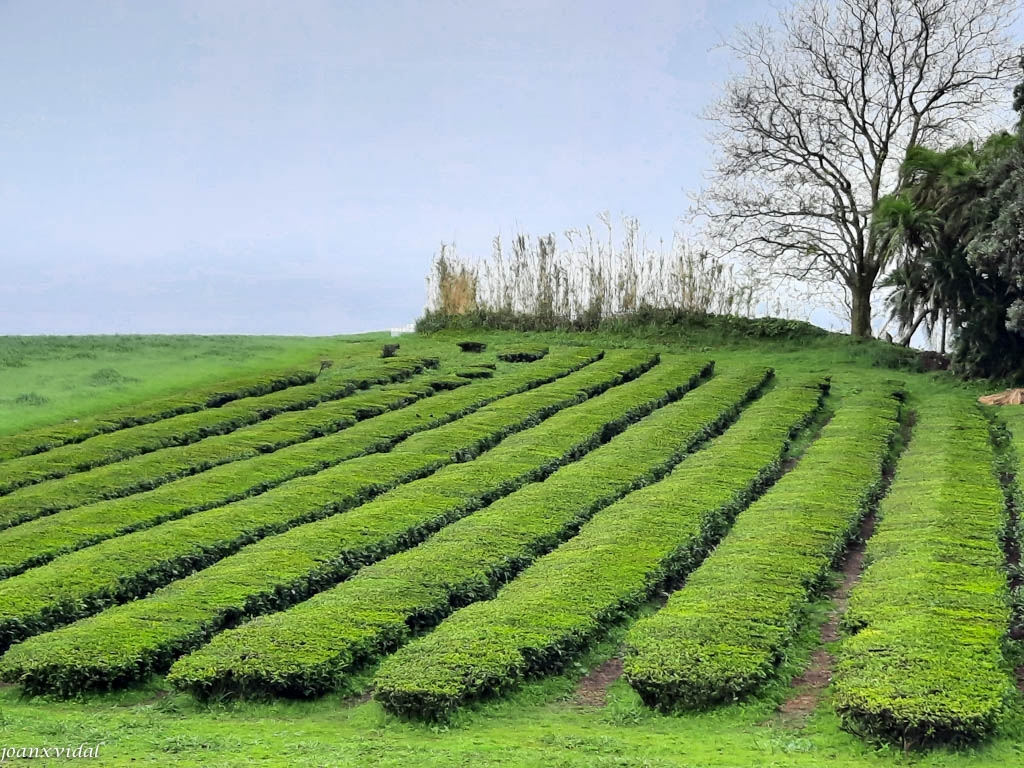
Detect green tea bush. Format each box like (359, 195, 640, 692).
(453, 366, 494, 379)
(0, 367, 321, 461)
(371, 376, 824, 719)
(0, 353, 592, 531)
(1, 352, 692, 695)
(0, 366, 443, 527)
(0, 358, 438, 494)
(496, 345, 549, 363)
(167, 364, 765, 700)
(622, 388, 902, 711)
(0, 377, 459, 578)
(832, 397, 1013, 747)
(0, 348, 622, 660)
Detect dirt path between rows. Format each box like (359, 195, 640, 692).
(573, 653, 625, 707)
(777, 511, 875, 723)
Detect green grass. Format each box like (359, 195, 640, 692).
(0, 335, 374, 438)
(0, 328, 1020, 767)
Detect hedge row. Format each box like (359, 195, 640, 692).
(169, 366, 774, 702)
(0, 349, 594, 531)
(832, 397, 1013, 747)
(454, 366, 494, 379)
(0, 347, 624, 660)
(497, 345, 549, 363)
(372, 376, 824, 719)
(0, 378, 461, 578)
(1003, 411, 1024, 639)
(0, 370, 452, 530)
(0, 356, 441, 495)
(0, 365, 323, 461)
(621, 388, 903, 711)
(0, 352, 691, 695)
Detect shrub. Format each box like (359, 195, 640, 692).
(832, 397, 1013, 747)
(496, 345, 549, 363)
(454, 366, 494, 379)
(0, 352, 597, 532)
(0, 351, 678, 695)
(622, 388, 903, 710)
(0, 377, 459, 578)
(372, 374, 824, 720)
(0, 348, 625, 659)
(167, 364, 770, 701)
(0, 357, 439, 494)
(0, 367, 321, 461)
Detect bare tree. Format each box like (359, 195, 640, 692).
(697, 0, 1019, 337)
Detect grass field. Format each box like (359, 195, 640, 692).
(0, 327, 1021, 767)
(0, 335, 376, 437)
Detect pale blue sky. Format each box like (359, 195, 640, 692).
(0, 1, 1015, 335)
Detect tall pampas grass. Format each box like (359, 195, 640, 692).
(423, 214, 762, 329)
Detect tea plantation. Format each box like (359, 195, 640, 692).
(0, 329, 1021, 767)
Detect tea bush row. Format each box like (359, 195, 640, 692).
(621, 388, 902, 710)
(0, 349, 595, 531)
(166, 364, 765, 700)
(0, 348, 626, 658)
(0, 357, 438, 494)
(0, 366, 323, 461)
(373, 376, 824, 719)
(0, 377, 463, 578)
(0, 353, 697, 695)
(832, 397, 1013, 747)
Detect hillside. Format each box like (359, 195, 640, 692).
(0, 327, 1020, 768)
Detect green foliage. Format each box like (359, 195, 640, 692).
(166, 362, 760, 701)
(0, 330, 1022, 761)
(0, 372, 448, 532)
(832, 397, 1013, 747)
(372, 376, 824, 720)
(0, 353, 593, 532)
(0, 357, 440, 494)
(622, 388, 903, 710)
(877, 60, 1024, 380)
(496, 345, 549, 363)
(0, 350, 675, 696)
(0, 348, 624, 677)
(0, 366, 319, 461)
(0, 376, 463, 578)
(419, 308, 827, 343)
(453, 366, 495, 379)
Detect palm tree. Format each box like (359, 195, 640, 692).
(874, 144, 989, 350)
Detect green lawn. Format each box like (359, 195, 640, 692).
(0, 327, 1020, 767)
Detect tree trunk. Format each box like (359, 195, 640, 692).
(850, 279, 873, 338)
(898, 309, 929, 346)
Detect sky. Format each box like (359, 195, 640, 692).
(0, 1, 1018, 336)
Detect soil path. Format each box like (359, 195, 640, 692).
(777, 512, 875, 722)
(573, 652, 624, 707)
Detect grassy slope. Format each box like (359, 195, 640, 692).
(0, 335, 381, 437)
(0, 328, 1021, 767)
